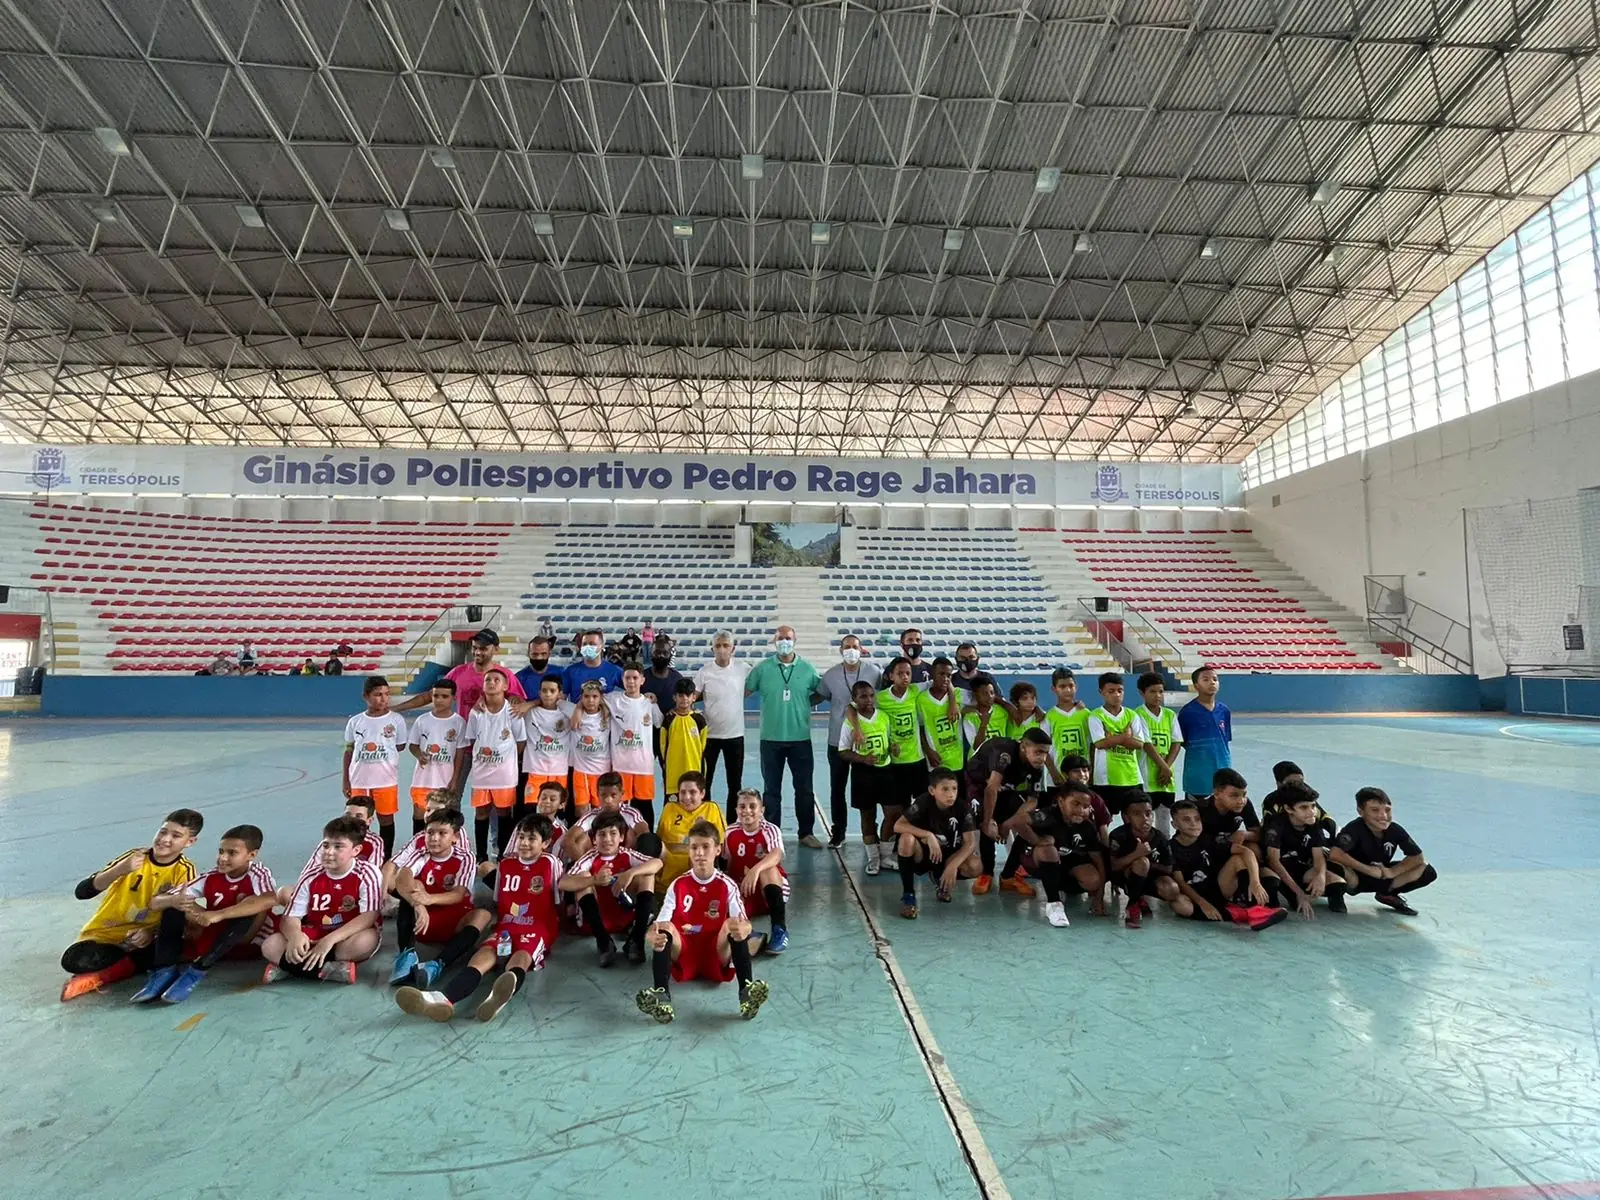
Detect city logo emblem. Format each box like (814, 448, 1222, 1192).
(1090, 464, 1127, 502)
(29, 447, 67, 488)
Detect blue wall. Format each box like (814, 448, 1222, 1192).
(1505, 673, 1600, 718)
(41, 674, 369, 718)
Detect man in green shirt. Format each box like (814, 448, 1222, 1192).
(745, 624, 824, 848)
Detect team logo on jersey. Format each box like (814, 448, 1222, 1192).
(706, 900, 721, 919)
(382, 724, 395, 739)
(478, 745, 495, 759)
(1090, 464, 1127, 502)
(443, 873, 458, 888)
(427, 743, 441, 756)
(499, 728, 510, 740)
(29, 446, 67, 487)
(445, 729, 458, 742)
(1383, 842, 1395, 858)
(530, 876, 544, 894)
(340, 895, 358, 912)
(363, 741, 378, 752)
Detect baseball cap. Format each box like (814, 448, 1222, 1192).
(471, 628, 500, 647)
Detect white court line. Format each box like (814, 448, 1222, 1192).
(820, 817, 1010, 1200)
(1496, 723, 1600, 745)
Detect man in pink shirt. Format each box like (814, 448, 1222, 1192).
(395, 629, 525, 718)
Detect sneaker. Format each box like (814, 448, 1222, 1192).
(59, 959, 135, 1002)
(935, 884, 953, 903)
(1326, 891, 1348, 915)
(738, 979, 770, 1020)
(799, 834, 824, 849)
(900, 893, 919, 919)
(1374, 892, 1418, 916)
(827, 833, 846, 849)
(1123, 903, 1142, 929)
(319, 961, 358, 984)
(1246, 905, 1288, 931)
(971, 874, 994, 896)
(1000, 875, 1035, 897)
(476, 972, 519, 1022)
(396, 986, 455, 1022)
(1045, 901, 1070, 928)
(260, 962, 286, 986)
(388, 948, 419, 987)
(597, 939, 618, 969)
(865, 843, 881, 875)
(158, 964, 207, 1005)
(766, 927, 789, 955)
(130, 965, 180, 1004)
(635, 985, 675, 1024)
(411, 958, 443, 989)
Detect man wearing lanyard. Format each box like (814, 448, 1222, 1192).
(813, 634, 882, 848)
(745, 624, 824, 848)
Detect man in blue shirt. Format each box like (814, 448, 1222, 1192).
(1177, 666, 1232, 800)
(514, 634, 558, 700)
(561, 628, 623, 700)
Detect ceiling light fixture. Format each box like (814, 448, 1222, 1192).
(672, 217, 695, 238)
(235, 204, 265, 229)
(384, 208, 411, 232)
(810, 221, 832, 245)
(943, 228, 965, 252)
(1180, 400, 1198, 417)
(1309, 180, 1340, 205)
(88, 200, 118, 223)
(1034, 166, 1061, 194)
(428, 147, 457, 170)
(1199, 238, 1220, 259)
(1074, 233, 1094, 254)
(1320, 244, 1346, 265)
(94, 127, 131, 156)
(741, 153, 764, 180)
(530, 212, 555, 236)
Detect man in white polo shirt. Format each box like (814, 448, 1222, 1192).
(693, 630, 751, 818)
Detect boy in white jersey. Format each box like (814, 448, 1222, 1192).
(1135, 672, 1183, 836)
(606, 663, 658, 824)
(568, 680, 612, 811)
(343, 676, 407, 860)
(459, 666, 526, 863)
(406, 678, 466, 836)
(520, 676, 573, 800)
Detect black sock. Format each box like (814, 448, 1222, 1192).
(651, 945, 672, 991)
(278, 955, 320, 980)
(379, 819, 395, 861)
(1324, 879, 1348, 904)
(443, 965, 483, 1004)
(578, 894, 610, 950)
(475, 816, 490, 861)
(1393, 864, 1438, 894)
(729, 936, 753, 987)
(396, 901, 416, 951)
(634, 799, 654, 827)
(495, 810, 514, 859)
(1124, 871, 1150, 904)
(629, 892, 658, 944)
(193, 917, 254, 970)
(897, 854, 917, 894)
(437, 923, 481, 969)
(411, 812, 425, 837)
(1038, 860, 1063, 903)
(508, 966, 527, 990)
(980, 834, 996, 875)
(763, 883, 787, 929)
(1001, 839, 1026, 879)
(152, 907, 189, 970)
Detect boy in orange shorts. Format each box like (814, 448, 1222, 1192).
(520, 675, 573, 802)
(406, 677, 465, 835)
(459, 665, 525, 862)
(606, 663, 658, 825)
(343, 675, 408, 859)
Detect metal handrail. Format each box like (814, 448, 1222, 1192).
(0, 583, 56, 671)
(400, 603, 502, 684)
(1364, 576, 1473, 674)
(1073, 597, 1176, 676)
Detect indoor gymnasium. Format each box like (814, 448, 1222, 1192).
(1, 3, 1599, 1200)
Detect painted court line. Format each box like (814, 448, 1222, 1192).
(820, 817, 1010, 1200)
(1295, 1184, 1600, 1200)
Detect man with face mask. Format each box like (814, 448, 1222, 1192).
(897, 627, 932, 685)
(514, 634, 558, 700)
(745, 624, 824, 848)
(951, 641, 996, 696)
(813, 634, 881, 849)
(561, 628, 624, 701)
(694, 631, 752, 814)
(640, 634, 683, 720)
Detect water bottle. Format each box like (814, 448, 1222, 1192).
(496, 930, 511, 958)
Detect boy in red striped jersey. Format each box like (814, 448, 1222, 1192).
(724, 789, 790, 954)
(395, 813, 562, 1023)
(128, 824, 277, 1005)
(387, 808, 487, 988)
(262, 816, 383, 985)
(280, 796, 387, 906)
(635, 820, 769, 1025)
(561, 811, 662, 968)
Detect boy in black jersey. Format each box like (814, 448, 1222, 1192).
(1200, 768, 1263, 860)
(1023, 783, 1106, 929)
(1262, 761, 1338, 840)
(1107, 795, 1180, 928)
(1058, 754, 1113, 829)
(965, 728, 1052, 897)
(1169, 800, 1285, 931)
(892, 768, 978, 918)
(1263, 784, 1345, 918)
(1330, 787, 1436, 915)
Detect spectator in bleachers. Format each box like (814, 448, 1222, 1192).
(815, 634, 881, 848)
(694, 630, 751, 813)
(324, 651, 345, 677)
(238, 641, 255, 672)
(563, 629, 623, 701)
(514, 635, 557, 698)
(952, 642, 996, 697)
(296, 657, 321, 677)
(1178, 666, 1232, 802)
(394, 629, 527, 719)
(745, 625, 823, 849)
(898, 628, 931, 685)
(208, 652, 234, 677)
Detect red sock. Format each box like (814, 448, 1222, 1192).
(95, 958, 137, 985)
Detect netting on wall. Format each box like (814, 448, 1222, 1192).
(1465, 496, 1597, 667)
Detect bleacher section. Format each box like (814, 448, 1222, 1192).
(827, 531, 1108, 671)
(2, 502, 511, 674)
(520, 528, 778, 664)
(1020, 530, 1393, 672)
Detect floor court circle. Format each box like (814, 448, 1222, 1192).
(1498, 721, 1600, 746)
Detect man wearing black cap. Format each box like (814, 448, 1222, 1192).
(394, 628, 526, 719)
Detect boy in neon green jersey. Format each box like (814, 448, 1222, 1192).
(875, 656, 926, 861)
(918, 657, 966, 772)
(1134, 672, 1182, 837)
(1044, 667, 1090, 772)
(840, 679, 894, 876)
(1087, 672, 1159, 814)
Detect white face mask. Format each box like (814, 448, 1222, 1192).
(841, 648, 861, 665)
(775, 638, 795, 656)
(581, 644, 601, 662)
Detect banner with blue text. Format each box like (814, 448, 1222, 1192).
(0, 444, 1242, 507)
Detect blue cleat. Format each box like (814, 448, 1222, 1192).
(129, 965, 178, 1003)
(411, 958, 442, 989)
(158, 964, 207, 1004)
(766, 927, 789, 955)
(388, 948, 419, 987)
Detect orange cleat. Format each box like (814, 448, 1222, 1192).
(1000, 876, 1036, 897)
(59, 958, 136, 1002)
(971, 874, 994, 896)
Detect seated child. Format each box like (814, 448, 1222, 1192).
(724, 788, 790, 951)
(1106, 796, 1180, 928)
(387, 789, 458, 875)
(892, 767, 979, 919)
(561, 811, 663, 967)
(634, 819, 769, 1024)
(1058, 754, 1114, 827)
(655, 770, 726, 888)
(129, 823, 279, 1005)
(262, 816, 384, 984)
(283, 796, 386, 906)
(387, 808, 485, 987)
(396, 813, 562, 1023)
(564, 771, 649, 861)
(1200, 768, 1262, 858)
(59, 808, 204, 1002)
(343, 675, 407, 859)
(1168, 800, 1284, 931)
(1263, 782, 1345, 918)
(1330, 786, 1437, 916)
(1022, 783, 1107, 928)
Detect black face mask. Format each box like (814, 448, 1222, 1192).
(904, 644, 923, 659)
(957, 658, 977, 672)
(528, 658, 549, 671)
(652, 654, 672, 668)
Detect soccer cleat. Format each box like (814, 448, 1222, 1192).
(1123, 903, 1142, 930)
(624, 938, 646, 966)
(1326, 891, 1348, 915)
(738, 979, 770, 1020)
(1246, 905, 1288, 931)
(475, 972, 519, 1022)
(396, 986, 455, 1022)
(129, 965, 180, 1004)
(388, 948, 419, 987)
(766, 927, 789, 955)
(598, 940, 618, 969)
(971, 874, 994, 896)
(1000, 875, 1035, 897)
(411, 958, 443, 989)
(319, 960, 358, 984)
(935, 884, 953, 903)
(1225, 904, 1252, 926)
(260, 962, 285, 985)
(900, 893, 919, 920)
(158, 964, 207, 1005)
(60, 958, 136, 1002)
(864, 843, 881, 876)
(1374, 892, 1418, 916)
(635, 986, 675, 1024)
(1045, 901, 1071, 928)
